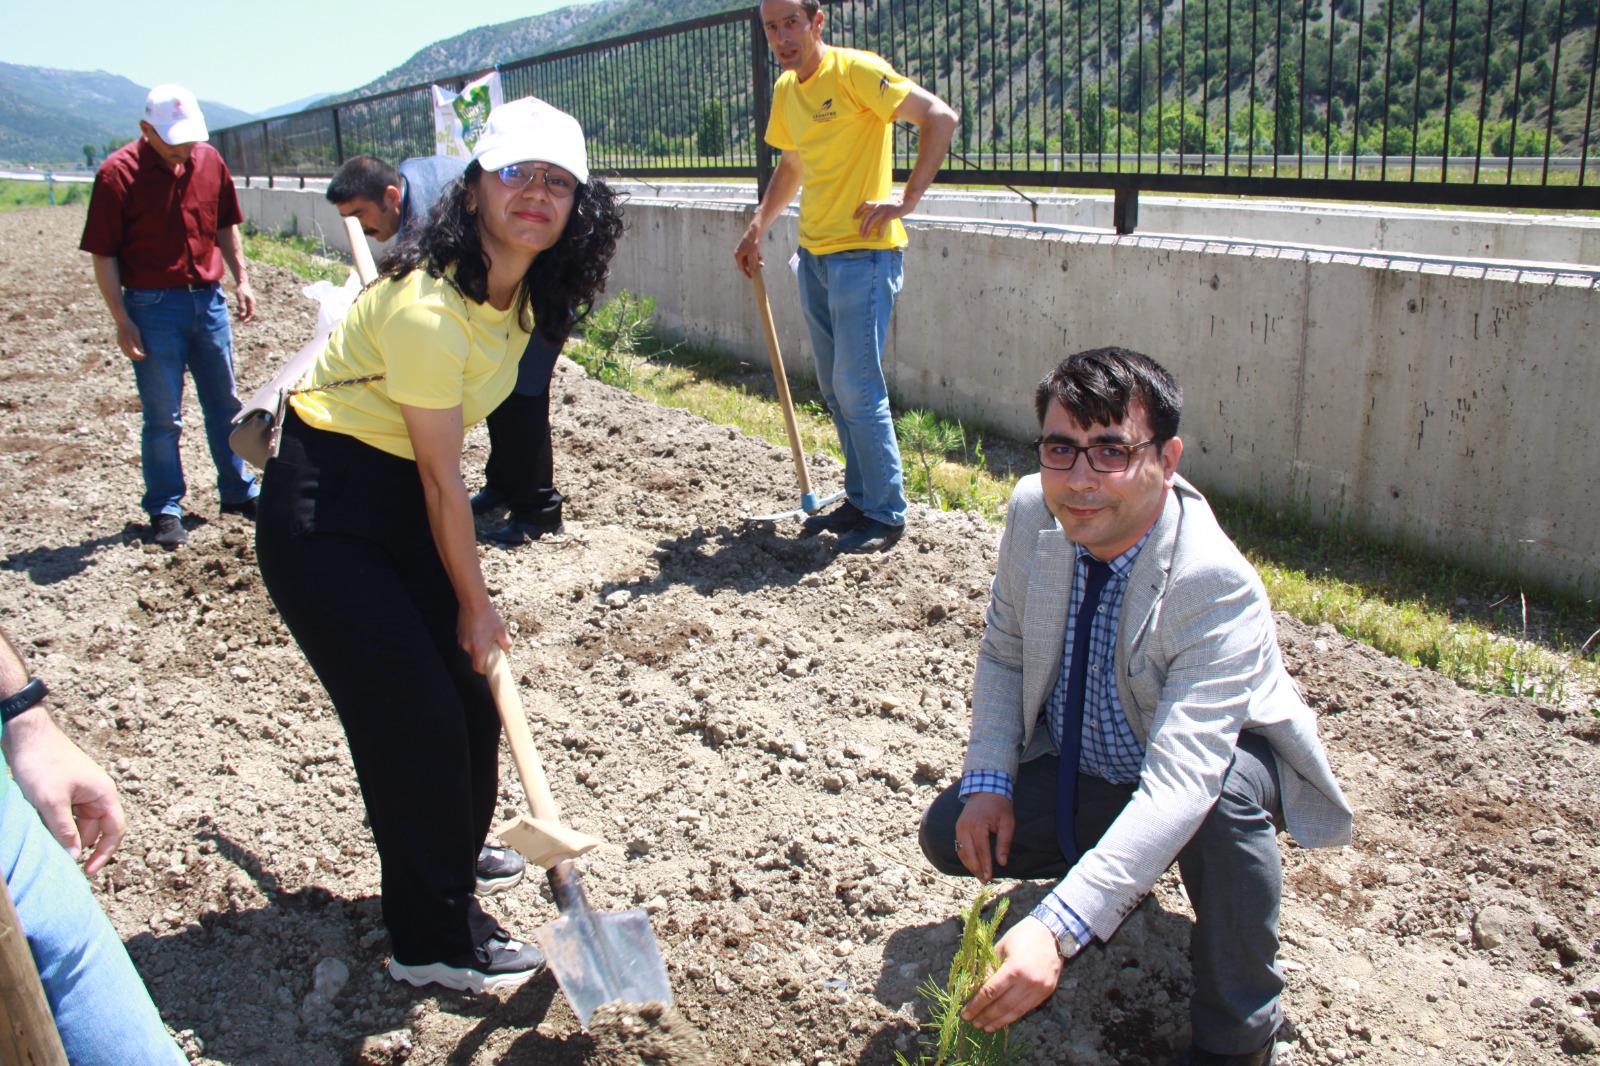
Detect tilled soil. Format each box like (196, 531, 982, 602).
(2, 206, 1599, 1065)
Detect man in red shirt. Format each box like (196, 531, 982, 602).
(80, 84, 259, 548)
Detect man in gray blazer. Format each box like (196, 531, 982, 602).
(919, 347, 1351, 1066)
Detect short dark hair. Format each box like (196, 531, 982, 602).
(326, 156, 399, 205)
(759, 0, 822, 16)
(380, 161, 625, 346)
(1034, 347, 1182, 442)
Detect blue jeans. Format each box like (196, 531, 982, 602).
(124, 285, 257, 517)
(796, 247, 907, 526)
(0, 786, 185, 1064)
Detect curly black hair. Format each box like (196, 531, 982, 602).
(378, 160, 625, 344)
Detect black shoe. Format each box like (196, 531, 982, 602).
(482, 519, 565, 546)
(220, 496, 258, 520)
(475, 845, 526, 895)
(799, 500, 862, 536)
(470, 486, 510, 516)
(387, 930, 546, 994)
(1172, 1028, 1279, 1066)
(151, 513, 188, 548)
(833, 517, 903, 554)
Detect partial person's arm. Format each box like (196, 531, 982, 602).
(734, 151, 805, 278)
(215, 224, 257, 323)
(0, 627, 125, 876)
(854, 85, 959, 240)
(400, 403, 510, 673)
(90, 254, 145, 362)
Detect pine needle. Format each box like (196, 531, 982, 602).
(896, 887, 1031, 1066)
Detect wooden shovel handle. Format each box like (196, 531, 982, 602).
(751, 267, 814, 499)
(0, 875, 68, 1065)
(484, 647, 564, 828)
(342, 216, 379, 286)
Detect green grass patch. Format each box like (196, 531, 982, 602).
(565, 293, 1599, 712)
(1211, 495, 1600, 707)
(0, 177, 92, 212)
(566, 293, 1025, 522)
(240, 221, 348, 283)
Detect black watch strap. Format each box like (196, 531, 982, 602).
(0, 677, 48, 724)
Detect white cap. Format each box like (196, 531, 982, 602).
(471, 97, 588, 184)
(144, 84, 209, 144)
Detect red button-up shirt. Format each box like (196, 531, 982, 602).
(79, 138, 244, 289)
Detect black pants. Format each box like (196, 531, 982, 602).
(256, 410, 501, 964)
(919, 732, 1285, 1055)
(483, 389, 564, 529)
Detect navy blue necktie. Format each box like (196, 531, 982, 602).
(1055, 556, 1114, 864)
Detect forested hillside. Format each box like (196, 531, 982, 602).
(320, 0, 1598, 164)
(843, 0, 1597, 158)
(328, 0, 744, 103)
(201, 0, 1596, 181)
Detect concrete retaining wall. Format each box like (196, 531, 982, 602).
(236, 185, 1600, 592)
(234, 185, 386, 265)
(613, 182, 1600, 268)
(614, 198, 1600, 593)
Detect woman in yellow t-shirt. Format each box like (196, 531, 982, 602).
(254, 98, 622, 995)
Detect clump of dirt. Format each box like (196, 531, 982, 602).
(2, 205, 1598, 1065)
(588, 1001, 713, 1066)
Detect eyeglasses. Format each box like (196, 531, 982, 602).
(495, 163, 576, 198)
(1031, 438, 1160, 472)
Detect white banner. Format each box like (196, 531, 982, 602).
(432, 72, 503, 160)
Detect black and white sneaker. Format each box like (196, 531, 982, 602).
(475, 845, 526, 895)
(387, 931, 546, 994)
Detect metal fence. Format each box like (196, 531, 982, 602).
(212, 0, 1600, 222)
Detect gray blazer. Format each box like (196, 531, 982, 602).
(965, 473, 1352, 940)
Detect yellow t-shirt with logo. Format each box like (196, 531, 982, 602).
(290, 270, 530, 460)
(766, 47, 914, 255)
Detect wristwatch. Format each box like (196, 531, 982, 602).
(1057, 931, 1085, 961)
(0, 677, 48, 724)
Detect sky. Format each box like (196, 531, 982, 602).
(0, 0, 609, 116)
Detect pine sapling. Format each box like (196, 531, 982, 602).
(896, 887, 1030, 1066)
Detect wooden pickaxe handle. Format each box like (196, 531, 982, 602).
(0, 875, 68, 1065)
(751, 266, 818, 507)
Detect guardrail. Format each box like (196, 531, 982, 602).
(212, 0, 1600, 228)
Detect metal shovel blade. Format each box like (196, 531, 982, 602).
(535, 863, 672, 1029)
(750, 488, 845, 523)
(535, 908, 672, 1028)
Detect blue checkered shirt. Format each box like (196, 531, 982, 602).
(959, 531, 1152, 952)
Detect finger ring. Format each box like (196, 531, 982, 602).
(954, 839, 963, 853)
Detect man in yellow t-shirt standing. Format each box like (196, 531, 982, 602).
(735, 0, 957, 554)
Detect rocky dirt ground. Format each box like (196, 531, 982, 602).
(2, 206, 1599, 1065)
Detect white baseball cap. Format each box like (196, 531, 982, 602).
(144, 84, 209, 144)
(471, 97, 589, 184)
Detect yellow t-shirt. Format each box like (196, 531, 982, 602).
(766, 47, 914, 255)
(290, 270, 530, 460)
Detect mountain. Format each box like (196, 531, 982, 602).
(325, 0, 741, 103)
(256, 93, 336, 119)
(0, 62, 255, 166)
(0, 0, 730, 164)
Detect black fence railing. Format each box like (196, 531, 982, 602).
(212, 0, 1600, 220)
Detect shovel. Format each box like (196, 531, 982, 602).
(483, 648, 673, 1027)
(748, 265, 844, 522)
